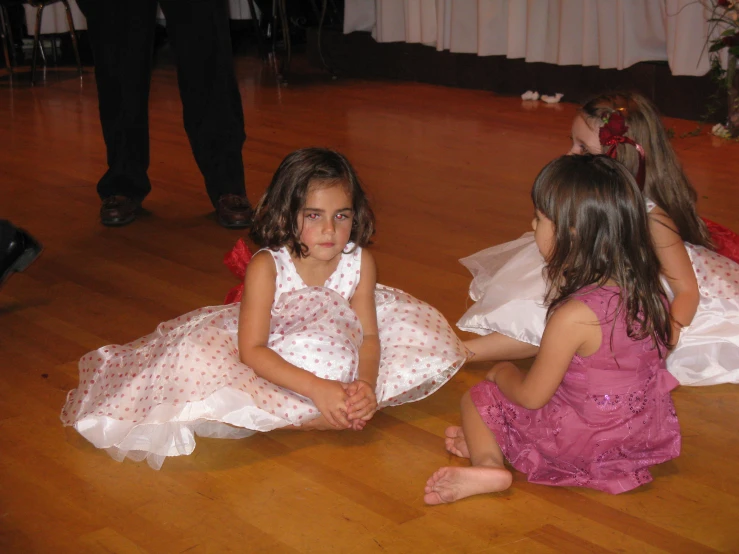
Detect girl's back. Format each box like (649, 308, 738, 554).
(563, 286, 671, 398)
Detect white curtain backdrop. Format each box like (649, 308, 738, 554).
(24, 0, 256, 35)
(344, 0, 716, 77)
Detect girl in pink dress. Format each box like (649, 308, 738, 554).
(62, 148, 467, 469)
(425, 155, 681, 504)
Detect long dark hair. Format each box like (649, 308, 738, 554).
(532, 155, 671, 352)
(250, 148, 375, 256)
(581, 92, 713, 248)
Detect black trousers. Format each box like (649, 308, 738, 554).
(77, 0, 247, 208)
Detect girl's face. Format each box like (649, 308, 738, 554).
(298, 182, 354, 262)
(532, 209, 556, 260)
(568, 114, 603, 156)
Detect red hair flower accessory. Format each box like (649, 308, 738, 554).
(599, 109, 646, 189)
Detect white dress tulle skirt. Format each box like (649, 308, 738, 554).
(457, 232, 739, 386)
(62, 246, 467, 469)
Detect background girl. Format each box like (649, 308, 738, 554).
(62, 148, 467, 468)
(459, 92, 739, 386)
(425, 155, 681, 504)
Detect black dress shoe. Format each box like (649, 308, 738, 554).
(100, 196, 140, 227)
(217, 194, 254, 229)
(0, 225, 43, 287)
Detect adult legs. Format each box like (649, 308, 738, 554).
(160, 0, 251, 227)
(76, 0, 158, 209)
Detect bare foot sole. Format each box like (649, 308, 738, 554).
(444, 426, 470, 458)
(424, 466, 512, 505)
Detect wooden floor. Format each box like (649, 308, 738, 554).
(1, 55, 739, 553)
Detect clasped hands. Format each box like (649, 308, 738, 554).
(311, 378, 377, 431)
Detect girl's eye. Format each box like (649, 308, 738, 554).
(306, 213, 320, 220)
(336, 213, 349, 221)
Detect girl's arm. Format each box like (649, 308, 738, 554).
(238, 251, 351, 428)
(648, 208, 699, 345)
(464, 333, 540, 363)
(346, 249, 380, 422)
(490, 299, 599, 410)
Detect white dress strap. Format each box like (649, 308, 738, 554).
(267, 247, 303, 304)
(326, 245, 362, 301)
(265, 244, 363, 304)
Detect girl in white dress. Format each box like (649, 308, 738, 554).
(62, 148, 467, 468)
(458, 92, 739, 386)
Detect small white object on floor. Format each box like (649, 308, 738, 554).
(541, 93, 564, 104)
(521, 90, 540, 101)
(712, 123, 731, 139)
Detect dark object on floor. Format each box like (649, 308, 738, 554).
(0, 220, 43, 287)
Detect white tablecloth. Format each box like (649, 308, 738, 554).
(24, 0, 255, 35)
(344, 0, 717, 77)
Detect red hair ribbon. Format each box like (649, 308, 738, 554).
(599, 110, 646, 189)
(223, 238, 253, 304)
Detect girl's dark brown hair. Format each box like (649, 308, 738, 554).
(581, 92, 713, 248)
(250, 148, 375, 256)
(532, 154, 671, 353)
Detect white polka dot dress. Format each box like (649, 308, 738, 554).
(61, 245, 467, 468)
(666, 243, 739, 385)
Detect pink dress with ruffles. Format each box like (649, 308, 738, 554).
(470, 286, 681, 494)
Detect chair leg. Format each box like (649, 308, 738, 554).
(277, 0, 290, 73)
(0, 5, 14, 76)
(61, 0, 82, 77)
(31, 4, 46, 86)
(316, 0, 335, 76)
(246, 0, 266, 61)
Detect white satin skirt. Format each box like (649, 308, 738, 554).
(457, 233, 739, 387)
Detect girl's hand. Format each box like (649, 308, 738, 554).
(311, 379, 351, 429)
(346, 379, 378, 429)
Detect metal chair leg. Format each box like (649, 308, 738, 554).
(277, 0, 290, 74)
(61, 0, 82, 77)
(31, 3, 46, 86)
(246, 0, 266, 61)
(317, 0, 335, 76)
(268, 0, 289, 82)
(0, 5, 14, 77)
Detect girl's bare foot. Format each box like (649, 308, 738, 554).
(444, 426, 470, 458)
(423, 466, 513, 505)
